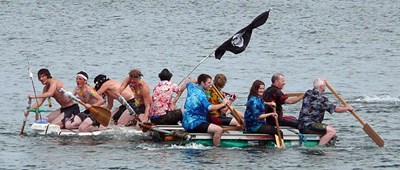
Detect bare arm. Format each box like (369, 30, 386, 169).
(117, 76, 130, 94)
(29, 80, 58, 99)
(335, 105, 353, 113)
(29, 87, 48, 109)
(106, 95, 114, 110)
(30, 97, 45, 109)
(209, 99, 228, 111)
(141, 83, 151, 122)
(258, 112, 277, 119)
(91, 89, 105, 107)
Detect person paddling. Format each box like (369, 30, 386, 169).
(70, 71, 106, 132)
(244, 80, 282, 137)
(298, 78, 353, 145)
(94, 74, 138, 126)
(263, 73, 304, 128)
(28, 68, 80, 129)
(117, 69, 151, 124)
(205, 73, 241, 127)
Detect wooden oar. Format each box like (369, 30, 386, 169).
(325, 82, 384, 147)
(60, 88, 111, 127)
(273, 107, 285, 148)
(211, 85, 244, 128)
(286, 92, 304, 97)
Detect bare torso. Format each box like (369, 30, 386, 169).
(45, 78, 75, 108)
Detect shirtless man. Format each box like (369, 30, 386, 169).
(94, 74, 138, 126)
(28, 68, 80, 129)
(70, 71, 105, 132)
(118, 69, 151, 123)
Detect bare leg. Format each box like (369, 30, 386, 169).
(117, 111, 136, 126)
(319, 125, 336, 145)
(50, 113, 65, 127)
(78, 118, 101, 132)
(207, 123, 223, 147)
(229, 118, 240, 126)
(46, 109, 61, 122)
(65, 116, 82, 129)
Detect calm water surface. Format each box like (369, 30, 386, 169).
(1, 0, 399, 169)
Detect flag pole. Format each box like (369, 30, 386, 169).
(177, 50, 216, 85)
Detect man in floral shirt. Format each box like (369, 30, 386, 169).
(149, 68, 187, 125)
(298, 78, 353, 145)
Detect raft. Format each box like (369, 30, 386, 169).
(146, 125, 332, 147)
(29, 119, 141, 136)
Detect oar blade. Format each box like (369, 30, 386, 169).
(274, 134, 284, 148)
(20, 119, 27, 136)
(363, 123, 384, 147)
(89, 106, 111, 127)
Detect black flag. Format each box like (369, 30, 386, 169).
(214, 10, 270, 60)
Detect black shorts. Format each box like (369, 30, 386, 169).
(61, 104, 80, 125)
(77, 109, 90, 121)
(150, 109, 183, 125)
(300, 123, 327, 134)
(207, 116, 232, 126)
(186, 122, 210, 133)
(112, 98, 137, 123)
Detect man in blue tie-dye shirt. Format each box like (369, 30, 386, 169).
(182, 74, 229, 146)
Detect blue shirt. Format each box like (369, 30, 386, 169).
(244, 95, 266, 132)
(298, 89, 336, 130)
(182, 82, 212, 131)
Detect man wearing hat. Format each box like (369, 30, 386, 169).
(118, 69, 151, 124)
(149, 68, 189, 125)
(71, 71, 106, 131)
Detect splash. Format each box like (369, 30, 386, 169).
(355, 95, 400, 103)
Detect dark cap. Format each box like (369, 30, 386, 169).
(94, 74, 110, 90)
(158, 68, 173, 81)
(129, 69, 143, 78)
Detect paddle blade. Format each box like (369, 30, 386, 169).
(363, 123, 384, 147)
(274, 134, 285, 148)
(89, 106, 111, 127)
(20, 120, 27, 136)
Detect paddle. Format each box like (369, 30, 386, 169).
(325, 82, 384, 147)
(273, 107, 285, 148)
(60, 88, 111, 127)
(211, 84, 244, 128)
(20, 99, 31, 135)
(20, 62, 41, 136)
(286, 92, 304, 97)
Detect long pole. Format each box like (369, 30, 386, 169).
(177, 50, 215, 85)
(26, 58, 41, 120)
(173, 50, 215, 105)
(20, 58, 41, 135)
